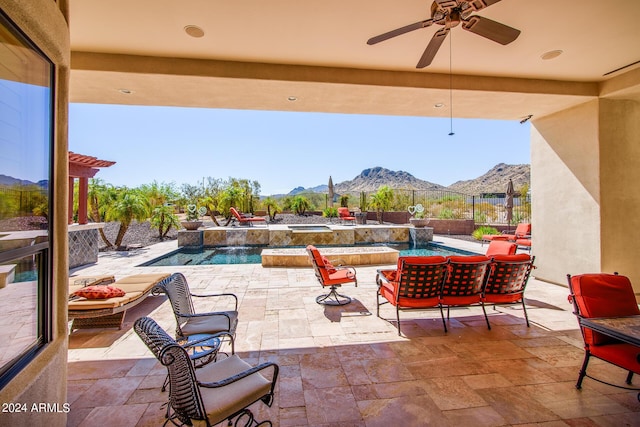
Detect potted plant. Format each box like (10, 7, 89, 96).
(408, 204, 430, 228)
(181, 204, 206, 230)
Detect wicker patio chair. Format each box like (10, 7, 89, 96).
(376, 256, 448, 335)
(482, 254, 535, 328)
(441, 255, 492, 331)
(134, 317, 279, 427)
(155, 272, 238, 344)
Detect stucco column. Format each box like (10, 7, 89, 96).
(68, 176, 74, 224)
(78, 177, 89, 224)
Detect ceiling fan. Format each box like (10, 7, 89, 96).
(367, 0, 521, 68)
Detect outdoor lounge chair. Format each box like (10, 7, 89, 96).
(68, 273, 171, 330)
(338, 207, 356, 225)
(483, 223, 531, 244)
(154, 272, 238, 344)
(441, 255, 492, 331)
(134, 317, 279, 427)
(307, 244, 357, 305)
(376, 256, 448, 335)
(567, 273, 640, 392)
(482, 254, 535, 328)
(230, 207, 267, 226)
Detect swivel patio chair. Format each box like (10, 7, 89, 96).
(441, 255, 492, 331)
(376, 256, 448, 335)
(307, 245, 357, 305)
(482, 254, 535, 329)
(134, 317, 279, 427)
(567, 273, 640, 393)
(155, 272, 238, 346)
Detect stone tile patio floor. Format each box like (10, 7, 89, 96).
(67, 237, 640, 426)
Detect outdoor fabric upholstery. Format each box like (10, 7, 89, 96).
(483, 223, 531, 242)
(485, 240, 517, 256)
(155, 272, 239, 340)
(68, 273, 170, 310)
(338, 207, 356, 223)
(482, 254, 535, 328)
(307, 245, 357, 305)
(376, 256, 448, 335)
(230, 207, 266, 225)
(441, 255, 491, 306)
(134, 317, 278, 426)
(569, 274, 640, 346)
(567, 273, 640, 390)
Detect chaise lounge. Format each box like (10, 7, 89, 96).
(230, 207, 267, 226)
(68, 273, 171, 330)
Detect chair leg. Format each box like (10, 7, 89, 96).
(521, 299, 530, 327)
(396, 306, 401, 336)
(481, 303, 491, 330)
(439, 305, 448, 333)
(626, 370, 634, 385)
(316, 286, 351, 306)
(576, 351, 591, 389)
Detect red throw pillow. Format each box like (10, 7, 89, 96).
(73, 285, 126, 299)
(322, 256, 337, 274)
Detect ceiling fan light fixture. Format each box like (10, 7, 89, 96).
(541, 49, 563, 60)
(287, 96, 297, 102)
(118, 88, 133, 94)
(434, 103, 445, 108)
(184, 25, 205, 38)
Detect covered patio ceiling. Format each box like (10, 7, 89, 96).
(69, 0, 640, 120)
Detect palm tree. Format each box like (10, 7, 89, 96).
(262, 197, 281, 220)
(291, 195, 312, 215)
(369, 186, 394, 224)
(88, 179, 118, 247)
(150, 204, 181, 239)
(105, 188, 150, 249)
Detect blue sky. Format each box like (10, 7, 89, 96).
(69, 103, 530, 195)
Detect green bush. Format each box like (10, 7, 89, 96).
(472, 226, 499, 241)
(322, 207, 338, 218)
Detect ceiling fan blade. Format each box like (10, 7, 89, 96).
(462, 15, 520, 45)
(467, 0, 503, 12)
(417, 27, 449, 68)
(367, 19, 434, 45)
(434, 0, 459, 11)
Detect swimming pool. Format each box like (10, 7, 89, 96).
(140, 243, 476, 267)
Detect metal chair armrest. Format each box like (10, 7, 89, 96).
(198, 362, 279, 389)
(190, 292, 239, 310)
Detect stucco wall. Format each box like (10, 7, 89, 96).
(599, 99, 640, 292)
(531, 100, 602, 285)
(0, 1, 70, 426)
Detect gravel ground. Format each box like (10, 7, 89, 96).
(99, 213, 476, 251)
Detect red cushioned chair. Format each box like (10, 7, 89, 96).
(567, 273, 640, 391)
(307, 245, 357, 305)
(482, 254, 535, 329)
(483, 223, 531, 244)
(230, 207, 266, 226)
(338, 207, 356, 225)
(485, 240, 517, 257)
(376, 256, 448, 335)
(441, 255, 492, 331)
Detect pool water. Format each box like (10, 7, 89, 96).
(141, 243, 475, 267)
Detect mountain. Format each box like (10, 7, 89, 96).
(447, 163, 530, 194)
(334, 167, 445, 193)
(286, 164, 530, 196)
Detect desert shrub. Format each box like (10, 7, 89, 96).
(472, 226, 499, 241)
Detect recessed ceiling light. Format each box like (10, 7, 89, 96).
(184, 25, 205, 38)
(287, 96, 297, 102)
(541, 50, 563, 60)
(118, 89, 133, 94)
(434, 103, 444, 108)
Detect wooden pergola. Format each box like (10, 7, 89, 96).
(68, 152, 115, 225)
